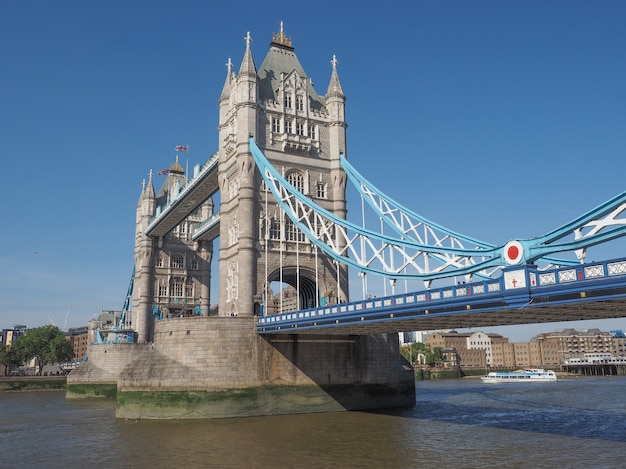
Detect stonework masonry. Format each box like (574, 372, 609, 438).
(67, 25, 417, 418)
(111, 317, 415, 419)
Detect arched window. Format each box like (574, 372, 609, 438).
(286, 171, 304, 193)
(170, 254, 184, 269)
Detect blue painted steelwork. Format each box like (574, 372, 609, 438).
(250, 137, 626, 282)
(340, 154, 576, 276)
(94, 268, 136, 344)
(257, 257, 626, 334)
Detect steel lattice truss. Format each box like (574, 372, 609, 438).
(250, 138, 626, 282)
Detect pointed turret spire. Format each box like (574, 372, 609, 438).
(220, 57, 234, 100)
(326, 55, 345, 98)
(238, 31, 257, 77)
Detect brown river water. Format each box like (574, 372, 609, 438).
(1, 376, 625, 468)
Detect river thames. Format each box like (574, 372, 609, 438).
(2, 376, 625, 468)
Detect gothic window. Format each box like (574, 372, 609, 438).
(286, 220, 305, 242)
(156, 256, 163, 267)
(229, 218, 239, 246)
(316, 182, 327, 199)
(285, 94, 292, 109)
(171, 278, 184, 298)
(286, 120, 293, 134)
(227, 171, 240, 200)
(158, 283, 167, 297)
(269, 217, 281, 240)
(308, 125, 316, 139)
(286, 171, 304, 193)
(296, 122, 304, 136)
(171, 254, 184, 269)
(185, 283, 194, 299)
(272, 117, 280, 133)
(227, 261, 239, 302)
(190, 258, 198, 270)
(296, 95, 304, 111)
(179, 223, 186, 233)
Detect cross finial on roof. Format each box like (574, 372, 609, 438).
(245, 31, 252, 47)
(331, 55, 339, 69)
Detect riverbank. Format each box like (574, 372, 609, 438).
(0, 376, 67, 392)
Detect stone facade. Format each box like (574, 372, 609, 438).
(114, 317, 414, 419)
(68, 25, 416, 418)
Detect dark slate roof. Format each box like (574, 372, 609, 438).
(257, 42, 325, 112)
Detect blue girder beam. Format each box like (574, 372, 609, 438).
(257, 257, 626, 335)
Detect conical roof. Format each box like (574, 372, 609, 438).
(257, 24, 324, 111)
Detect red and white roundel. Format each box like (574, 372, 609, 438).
(503, 240, 524, 265)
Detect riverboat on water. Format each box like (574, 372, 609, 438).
(481, 369, 557, 383)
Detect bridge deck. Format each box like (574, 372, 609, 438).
(257, 258, 626, 335)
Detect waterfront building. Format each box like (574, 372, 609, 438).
(424, 331, 509, 368)
(65, 326, 89, 362)
(532, 328, 615, 362)
(423, 327, 626, 370)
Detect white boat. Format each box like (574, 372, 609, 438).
(481, 368, 557, 383)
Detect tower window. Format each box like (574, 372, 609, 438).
(269, 218, 281, 240)
(286, 171, 304, 193)
(296, 122, 304, 136)
(171, 279, 184, 298)
(285, 94, 292, 109)
(286, 120, 293, 134)
(272, 117, 280, 133)
(296, 95, 304, 111)
(316, 182, 326, 199)
(171, 255, 184, 269)
(286, 220, 305, 242)
(308, 125, 316, 139)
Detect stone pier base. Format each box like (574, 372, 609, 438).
(69, 317, 416, 419)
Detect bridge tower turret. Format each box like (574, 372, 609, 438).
(133, 171, 156, 342)
(217, 24, 349, 318)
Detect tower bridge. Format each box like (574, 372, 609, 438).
(69, 24, 626, 419)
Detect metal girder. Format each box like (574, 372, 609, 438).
(257, 258, 626, 335)
(250, 138, 626, 282)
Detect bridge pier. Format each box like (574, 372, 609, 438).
(118, 317, 414, 419)
(70, 317, 415, 419)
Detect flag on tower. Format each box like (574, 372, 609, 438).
(175, 145, 188, 152)
(157, 169, 169, 175)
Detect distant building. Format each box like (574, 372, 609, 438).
(425, 331, 509, 368)
(65, 326, 89, 362)
(422, 327, 626, 369)
(532, 328, 615, 363)
(1, 324, 27, 348)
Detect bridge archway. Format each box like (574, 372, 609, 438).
(265, 267, 331, 314)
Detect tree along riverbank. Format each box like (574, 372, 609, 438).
(0, 376, 67, 392)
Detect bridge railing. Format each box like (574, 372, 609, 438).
(258, 257, 626, 330)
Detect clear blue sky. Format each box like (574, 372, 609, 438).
(2, 1, 625, 341)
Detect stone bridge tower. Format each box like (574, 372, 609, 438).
(218, 24, 349, 318)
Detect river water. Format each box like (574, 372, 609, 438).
(1, 376, 625, 468)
